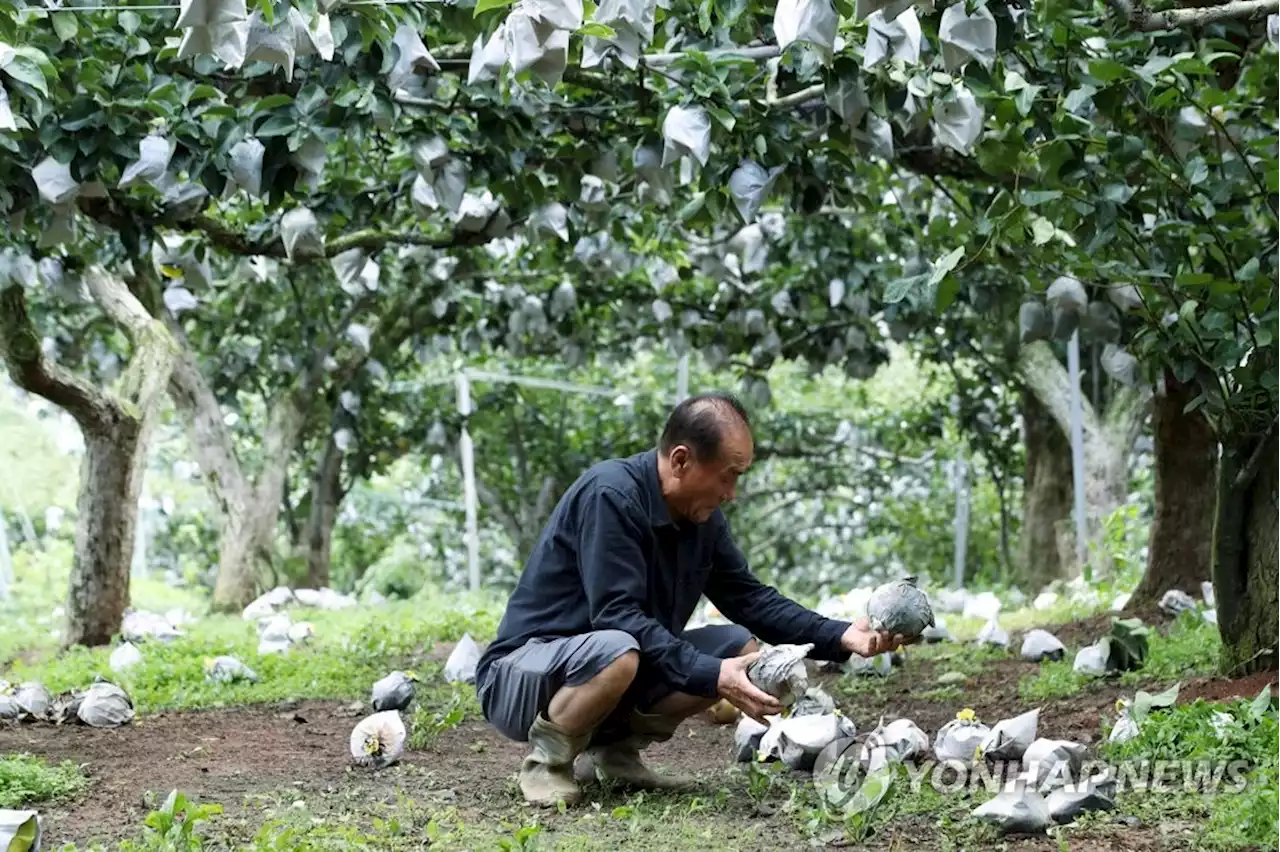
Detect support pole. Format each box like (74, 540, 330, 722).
(1068, 331, 1089, 578)
(952, 451, 970, 590)
(676, 354, 690, 401)
(456, 371, 482, 593)
(0, 508, 10, 601)
(131, 482, 148, 578)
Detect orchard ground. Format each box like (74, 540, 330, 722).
(0, 588, 1275, 851)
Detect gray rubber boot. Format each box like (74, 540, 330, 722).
(520, 713, 591, 808)
(575, 710, 695, 790)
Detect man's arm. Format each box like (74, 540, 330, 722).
(578, 486, 724, 698)
(705, 521, 853, 662)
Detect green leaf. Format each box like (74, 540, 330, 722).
(1176, 271, 1213, 287)
(1132, 682, 1180, 722)
(1004, 70, 1029, 91)
(1185, 156, 1209, 186)
(927, 246, 965, 286)
(708, 106, 736, 132)
(1235, 257, 1260, 282)
(473, 0, 513, 13)
(1020, 190, 1062, 207)
(842, 765, 895, 817)
(120, 10, 141, 33)
(189, 85, 224, 103)
(1030, 216, 1055, 245)
(885, 273, 928, 304)
(1087, 60, 1129, 83)
(1102, 183, 1134, 204)
(935, 277, 960, 313)
(577, 22, 616, 38)
(256, 114, 296, 137)
(254, 94, 295, 113)
(1015, 85, 1041, 117)
(51, 11, 78, 42)
(677, 192, 706, 222)
(1249, 684, 1274, 721)
(2, 56, 49, 97)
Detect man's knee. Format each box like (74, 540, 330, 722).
(580, 628, 640, 696)
(723, 625, 755, 656)
(600, 648, 640, 688)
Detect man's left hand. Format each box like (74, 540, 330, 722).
(841, 617, 908, 657)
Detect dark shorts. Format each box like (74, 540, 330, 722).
(477, 624, 752, 742)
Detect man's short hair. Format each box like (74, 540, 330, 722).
(659, 392, 751, 461)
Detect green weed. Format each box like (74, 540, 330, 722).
(0, 753, 89, 808)
(1020, 613, 1221, 701)
(408, 683, 479, 749)
(118, 790, 223, 852)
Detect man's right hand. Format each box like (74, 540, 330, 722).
(717, 652, 784, 724)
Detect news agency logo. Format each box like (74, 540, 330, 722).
(811, 735, 1255, 811)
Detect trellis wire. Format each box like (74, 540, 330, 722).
(29, 0, 441, 10)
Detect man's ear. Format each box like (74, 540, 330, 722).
(669, 445, 693, 474)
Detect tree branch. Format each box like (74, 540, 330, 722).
(1019, 341, 1104, 441)
(1111, 0, 1278, 30)
(78, 195, 495, 262)
(1234, 416, 1279, 489)
(83, 267, 178, 416)
(0, 284, 118, 432)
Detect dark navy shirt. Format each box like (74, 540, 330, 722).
(476, 449, 853, 698)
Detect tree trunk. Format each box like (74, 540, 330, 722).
(1019, 342, 1149, 577)
(209, 399, 307, 610)
(167, 341, 310, 610)
(1213, 425, 1279, 674)
(302, 433, 343, 588)
(1129, 378, 1217, 608)
(1020, 390, 1074, 589)
(1, 270, 176, 646)
(67, 424, 142, 645)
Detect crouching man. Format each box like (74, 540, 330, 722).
(475, 393, 906, 807)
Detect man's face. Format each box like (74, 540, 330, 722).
(668, 426, 753, 523)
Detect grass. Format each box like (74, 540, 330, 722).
(909, 640, 1012, 676)
(0, 753, 89, 808)
(2, 594, 501, 714)
(1019, 612, 1221, 702)
(1096, 691, 1279, 851)
(0, 540, 210, 667)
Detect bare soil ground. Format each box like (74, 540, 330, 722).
(1, 618, 1274, 850)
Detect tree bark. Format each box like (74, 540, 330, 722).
(208, 397, 307, 610)
(0, 270, 176, 646)
(1020, 390, 1074, 589)
(302, 431, 344, 588)
(1213, 424, 1279, 674)
(1129, 377, 1217, 608)
(166, 339, 308, 611)
(69, 425, 142, 645)
(1019, 342, 1149, 577)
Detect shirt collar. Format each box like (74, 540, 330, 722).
(642, 449, 674, 527)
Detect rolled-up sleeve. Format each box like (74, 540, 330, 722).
(706, 520, 852, 662)
(577, 486, 724, 698)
